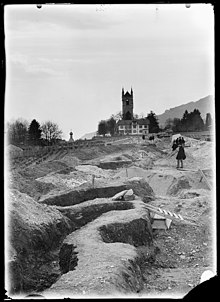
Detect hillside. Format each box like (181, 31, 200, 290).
(157, 95, 214, 127)
(80, 131, 97, 140)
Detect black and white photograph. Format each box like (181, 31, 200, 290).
(4, 3, 216, 299)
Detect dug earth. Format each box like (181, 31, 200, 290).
(6, 136, 215, 298)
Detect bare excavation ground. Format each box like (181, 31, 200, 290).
(5, 136, 216, 299)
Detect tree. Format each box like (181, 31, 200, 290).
(172, 118, 181, 132)
(106, 117, 116, 136)
(41, 121, 62, 144)
(7, 118, 29, 145)
(147, 111, 160, 133)
(98, 120, 108, 137)
(181, 110, 190, 131)
(111, 111, 122, 122)
(186, 109, 204, 131)
(164, 118, 174, 130)
(172, 109, 204, 132)
(133, 113, 139, 119)
(28, 119, 42, 145)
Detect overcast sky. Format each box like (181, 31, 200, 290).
(5, 4, 214, 139)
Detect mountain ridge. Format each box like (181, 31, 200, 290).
(80, 95, 214, 138)
(157, 95, 214, 127)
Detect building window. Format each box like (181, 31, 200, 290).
(139, 130, 142, 133)
(133, 130, 136, 133)
(133, 125, 136, 128)
(139, 125, 142, 128)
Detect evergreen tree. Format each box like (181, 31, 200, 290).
(190, 109, 204, 131)
(181, 110, 190, 131)
(172, 109, 204, 132)
(28, 119, 42, 145)
(147, 111, 160, 133)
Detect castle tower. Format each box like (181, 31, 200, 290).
(122, 87, 133, 120)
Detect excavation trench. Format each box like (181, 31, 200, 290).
(10, 171, 194, 296)
(42, 209, 156, 297)
(10, 162, 204, 298)
(12, 195, 138, 295)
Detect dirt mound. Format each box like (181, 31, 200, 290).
(8, 170, 56, 201)
(7, 144, 23, 157)
(98, 157, 132, 169)
(167, 176, 191, 196)
(39, 177, 155, 207)
(36, 171, 88, 191)
(75, 165, 115, 179)
(6, 189, 71, 294)
(17, 160, 69, 179)
(58, 154, 81, 168)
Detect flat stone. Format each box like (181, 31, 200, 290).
(111, 190, 128, 201)
(124, 189, 135, 201)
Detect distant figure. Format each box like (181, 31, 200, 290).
(142, 135, 145, 140)
(176, 138, 186, 169)
(149, 135, 154, 142)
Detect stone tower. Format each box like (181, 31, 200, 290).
(122, 87, 133, 120)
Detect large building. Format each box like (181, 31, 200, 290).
(117, 88, 150, 135)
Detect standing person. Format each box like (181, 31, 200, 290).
(176, 139, 186, 168)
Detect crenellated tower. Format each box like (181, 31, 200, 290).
(122, 87, 133, 120)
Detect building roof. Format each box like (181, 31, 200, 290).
(117, 118, 149, 126)
(117, 120, 132, 125)
(124, 91, 132, 97)
(136, 118, 150, 125)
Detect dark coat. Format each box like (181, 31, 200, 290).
(176, 145, 186, 160)
(172, 141, 178, 151)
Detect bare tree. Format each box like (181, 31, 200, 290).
(111, 111, 122, 122)
(41, 121, 63, 144)
(6, 118, 29, 145)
